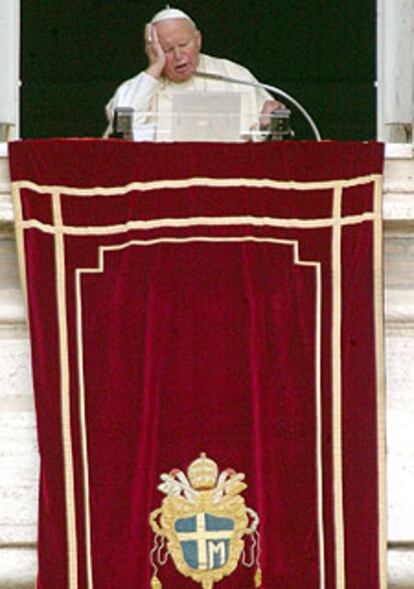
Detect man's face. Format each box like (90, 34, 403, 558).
(155, 19, 202, 83)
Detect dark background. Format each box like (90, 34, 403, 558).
(21, 1, 376, 140)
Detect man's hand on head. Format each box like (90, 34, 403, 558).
(144, 24, 166, 79)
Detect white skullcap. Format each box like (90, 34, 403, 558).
(151, 6, 196, 27)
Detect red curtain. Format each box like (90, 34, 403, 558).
(9, 139, 385, 589)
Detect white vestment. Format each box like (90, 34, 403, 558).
(105, 54, 272, 140)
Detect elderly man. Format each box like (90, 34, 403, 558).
(105, 7, 283, 140)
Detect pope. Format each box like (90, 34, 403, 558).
(105, 6, 284, 139)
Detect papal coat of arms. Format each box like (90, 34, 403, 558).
(149, 453, 261, 589)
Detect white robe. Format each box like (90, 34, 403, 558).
(105, 54, 272, 141)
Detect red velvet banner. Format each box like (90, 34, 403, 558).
(9, 139, 385, 589)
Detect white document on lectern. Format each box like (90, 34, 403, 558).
(158, 92, 242, 142)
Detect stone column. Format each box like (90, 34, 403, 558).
(0, 150, 38, 588)
(0, 0, 20, 140)
(377, 0, 414, 142)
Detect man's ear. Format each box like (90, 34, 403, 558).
(195, 30, 202, 51)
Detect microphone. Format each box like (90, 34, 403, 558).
(112, 106, 134, 140)
(194, 71, 322, 141)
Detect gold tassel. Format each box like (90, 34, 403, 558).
(151, 574, 162, 589)
(254, 567, 262, 588)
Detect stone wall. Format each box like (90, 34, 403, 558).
(382, 149, 414, 588)
(0, 151, 38, 588)
(1, 146, 414, 588)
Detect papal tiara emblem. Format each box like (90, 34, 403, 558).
(149, 453, 262, 589)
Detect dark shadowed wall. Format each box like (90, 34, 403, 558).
(21, 1, 376, 140)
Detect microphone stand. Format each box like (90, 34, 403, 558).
(194, 71, 322, 141)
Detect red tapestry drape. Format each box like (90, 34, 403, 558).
(9, 139, 385, 589)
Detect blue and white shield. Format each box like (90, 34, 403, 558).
(175, 513, 235, 571)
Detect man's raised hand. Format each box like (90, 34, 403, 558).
(144, 24, 166, 79)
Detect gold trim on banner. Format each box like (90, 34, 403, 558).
(332, 186, 346, 589)
(373, 177, 387, 589)
(16, 212, 377, 236)
(51, 191, 79, 589)
(75, 275, 94, 589)
(75, 236, 325, 589)
(12, 173, 382, 195)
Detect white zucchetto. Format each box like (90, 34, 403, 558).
(151, 6, 196, 27)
